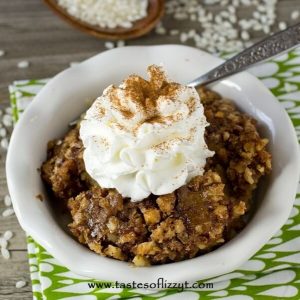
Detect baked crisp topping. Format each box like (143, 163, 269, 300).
(41, 87, 271, 266)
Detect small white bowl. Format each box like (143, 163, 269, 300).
(6, 45, 300, 284)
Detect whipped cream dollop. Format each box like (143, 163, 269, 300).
(80, 65, 214, 201)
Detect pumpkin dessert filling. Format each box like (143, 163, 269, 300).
(41, 66, 271, 266)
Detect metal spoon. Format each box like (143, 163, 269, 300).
(188, 22, 300, 88)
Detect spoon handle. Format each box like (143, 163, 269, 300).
(188, 22, 300, 88)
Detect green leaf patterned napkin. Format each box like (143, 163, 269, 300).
(9, 49, 300, 300)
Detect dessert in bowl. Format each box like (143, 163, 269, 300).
(6, 45, 299, 283)
(41, 65, 271, 266)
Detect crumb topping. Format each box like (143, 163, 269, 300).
(41, 87, 272, 266)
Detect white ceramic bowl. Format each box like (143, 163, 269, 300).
(6, 45, 300, 284)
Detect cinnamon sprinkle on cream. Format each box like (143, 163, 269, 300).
(80, 65, 214, 201)
(99, 65, 187, 129)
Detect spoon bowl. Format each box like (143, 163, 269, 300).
(44, 0, 165, 40)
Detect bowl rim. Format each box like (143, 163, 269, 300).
(6, 45, 300, 284)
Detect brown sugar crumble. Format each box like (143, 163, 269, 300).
(36, 194, 44, 202)
(41, 87, 272, 266)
